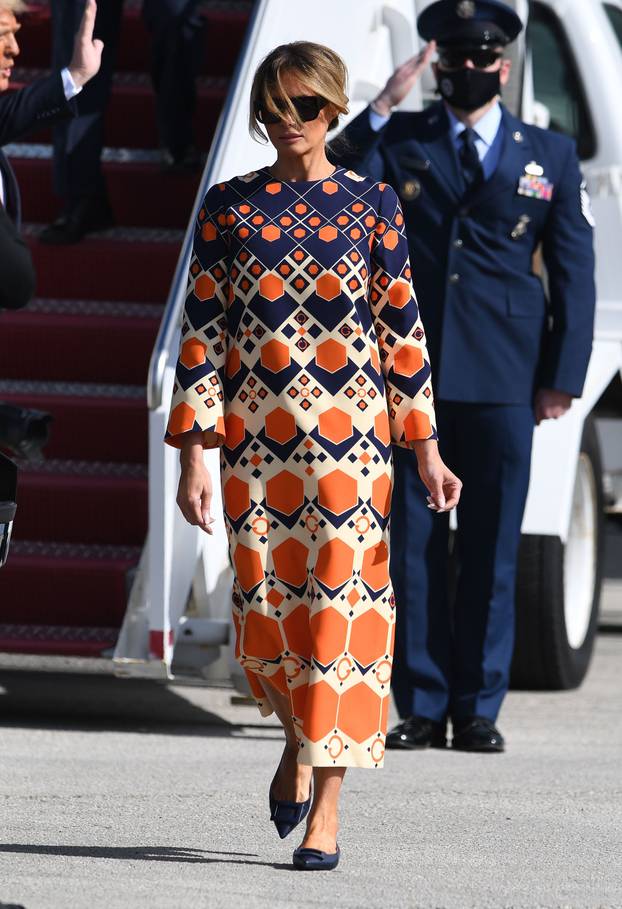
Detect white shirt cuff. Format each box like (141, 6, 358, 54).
(369, 107, 391, 132)
(61, 67, 82, 100)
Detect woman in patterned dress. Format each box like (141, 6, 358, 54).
(166, 42, 461, 870)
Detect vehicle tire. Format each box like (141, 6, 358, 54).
(511, 415, 604, 690)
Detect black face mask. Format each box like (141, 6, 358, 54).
(437, 67, 501, 111)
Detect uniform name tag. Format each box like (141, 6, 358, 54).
(517, 174, 554, 201)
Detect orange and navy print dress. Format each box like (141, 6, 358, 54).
(166, 166, 437, 768)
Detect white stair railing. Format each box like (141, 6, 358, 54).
(115, 0, 425, 678)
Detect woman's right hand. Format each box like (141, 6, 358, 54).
(176, 434, 215, 535)
(372, 41, 436, 116)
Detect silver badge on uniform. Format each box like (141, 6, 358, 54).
(401, 179, 421, 201)
(524, 161, 544, 177)
(580, 179, 596, 227)
(456, 0, 476, 17)
(510, 214, 531, 239)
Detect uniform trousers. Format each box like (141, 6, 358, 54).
(390, 401, 535, 723)
(50, 0, 203, 203)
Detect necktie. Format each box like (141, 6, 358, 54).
(459, 127, 483, 187)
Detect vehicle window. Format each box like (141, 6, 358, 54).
(528, 2, 596, 160)
(604, 3, 622, 47)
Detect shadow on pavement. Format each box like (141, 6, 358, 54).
(0, 843, 292, 870)
(0, 670, 281, 739)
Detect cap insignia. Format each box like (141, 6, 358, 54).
(456, 1, 476, 18)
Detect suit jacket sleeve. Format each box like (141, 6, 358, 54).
(0, 203, 35, 309)
(0, 71, 76, 146)
(540, 139, 596, 397)
(331, 106, 388, 182)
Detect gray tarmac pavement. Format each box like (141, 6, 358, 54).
(0, 631, 621, 909)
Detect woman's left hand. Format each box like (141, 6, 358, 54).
(411, 440, 462, 513)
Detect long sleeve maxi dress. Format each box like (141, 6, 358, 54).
(166, 165, 437, 769)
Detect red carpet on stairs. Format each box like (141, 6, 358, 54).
(26, 228, 182, 302)
(0, 0, 251, 656)
(10, 156, 203, 229)
(0, 302, 162, 383)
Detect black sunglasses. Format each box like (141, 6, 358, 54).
(254, 95, 328, 125)
(438, 47, 503, 70)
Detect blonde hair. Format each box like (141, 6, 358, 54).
(0, 0, 28, 14)
(249, 41, 349, 141)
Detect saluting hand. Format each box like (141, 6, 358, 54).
(68, 0, 104, 88)
(372, 41, 437, 117)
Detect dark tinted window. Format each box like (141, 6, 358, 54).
(528, 3, 596, 159)
(604, 3, 622, 46)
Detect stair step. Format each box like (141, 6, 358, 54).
(25, 225, 183, 302)
(0, 380, 148, 463)
(10, 71, 226, 150)
(18, 0, 251, 76)
(13, 459, 148, 545)
(8, 150, 202, 229)
(0, 540, 141, 637)
(0, 298, 162, 384)
(0, 623, 119, 657)
(0, 0, 246, 660)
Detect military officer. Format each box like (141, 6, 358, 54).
(336, 0, 596, 752)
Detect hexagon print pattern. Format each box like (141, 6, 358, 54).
(166, 166, 437, 768)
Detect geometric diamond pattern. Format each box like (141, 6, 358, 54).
(166, 166, 437, 769)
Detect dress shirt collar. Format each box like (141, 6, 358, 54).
(445, 101, 502, 148)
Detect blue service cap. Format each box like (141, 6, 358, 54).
(418, 0, 523, 48)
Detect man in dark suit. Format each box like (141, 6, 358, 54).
(40, 0, 204, 245)
(338, 0, 596, 752)
(0, 0, 103, 231)
(0, 0, 102, 568)
(142, 0, 204, 171)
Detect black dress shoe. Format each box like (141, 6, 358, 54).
(385, 715, 447, 750)
(160, 144, 202, 173)
(451, 716, 505, 753)
(39, 194, 115, 245)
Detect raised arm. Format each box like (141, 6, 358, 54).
(0, 0, 102, 145)
(332, 42, 435, 178)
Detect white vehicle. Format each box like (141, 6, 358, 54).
(114, 0, 622, 694)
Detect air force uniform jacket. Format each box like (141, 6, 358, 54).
(338, 102, 596, 405)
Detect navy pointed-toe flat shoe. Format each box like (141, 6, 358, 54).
(292, 845, 340, 871)
(269, 790, 312, 839)
(268, 752, 312, 839)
